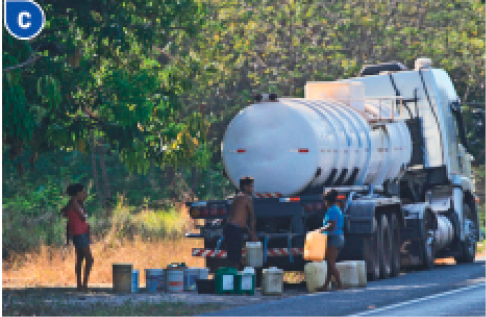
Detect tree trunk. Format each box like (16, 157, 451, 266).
(91, 133, 104, 208)
(98, 140, 112, 211)
(167, 166, 177, 200)
(191, 167, 199, 200)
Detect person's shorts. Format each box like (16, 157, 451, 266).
(72, 233, 90, 249)
(223, 223, 244, 264)
(327, 234, 345, 250)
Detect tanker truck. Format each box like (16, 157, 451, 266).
(186, 58, 480, 281)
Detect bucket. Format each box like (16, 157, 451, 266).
(166, 268, 184, 293)
(184, 268, 200, 291)
(113, 263, 133, 293)
(245, 242, 263, 268)
(355, 261, 367, 287)
(235, 267, 255, 295)
(336, 261, 359, 289)
(198, 268, 209, 280)
(145, 269, 165, 293)
(131, 269, 139, 293)
(262, 267, 284, 295)
(304, 261, 327, 293)
(215, 267, 237, 294)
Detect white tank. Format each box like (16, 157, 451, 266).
(222, 98, 412, 196)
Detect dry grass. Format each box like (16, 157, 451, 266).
(2, 238, 205, 288)
(2, 200, 209, 289)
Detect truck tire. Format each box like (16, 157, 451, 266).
(378, 214, 392, 279)
(366, 218, 381, 281)
(455, 204, 476, 264)
(389, 213, 401, 277)
(422, 210, 436, 270)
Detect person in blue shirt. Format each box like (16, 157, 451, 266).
(317, 189, 345, 291)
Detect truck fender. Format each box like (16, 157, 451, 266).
(346, 200, 376, 235)
(402, 203, 438, 238)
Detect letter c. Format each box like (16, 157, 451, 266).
(18, 12, 31, 29)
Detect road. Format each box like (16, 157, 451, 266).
(202, 258, 485, 316)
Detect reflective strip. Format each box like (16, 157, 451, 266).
(237, 149, 246, 153)
(255, 192, 282, 198)
(192, 248, 304, 258)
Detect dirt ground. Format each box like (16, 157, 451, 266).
(2, 282, 308, 316)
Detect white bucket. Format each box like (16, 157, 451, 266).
(336, 261, 360, 289)
(166, 268, 184, 293)
(355, 261, 367, 287)
(145, 269, 165, 292)
(184, 268, 200, 291)
(245, 242, 263, 268)
(304, 261, 327, 293)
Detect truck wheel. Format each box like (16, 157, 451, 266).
(378, 214, 392, 279)
(389, 213, 401, 277)
(422, 211, 435, 270)
(366, 218, 381, 281)
(455, 204, 476, 263)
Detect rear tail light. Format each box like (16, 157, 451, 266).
(200, 207, 209, 217)
(304, 203, 314, 212)
(280, 197, 301, 202)
(210, 207, 218, 216)
(190, 207, 200, 218)
(337, 195, 346, 200)
(218, 206, 228, 216)
(314, 202, 323, 211)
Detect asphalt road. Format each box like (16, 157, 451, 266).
(202, 258, 485, 316)
(350, 283, 485, 316)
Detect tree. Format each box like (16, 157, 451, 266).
(3, 0, 212, 182)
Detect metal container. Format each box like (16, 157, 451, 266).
(166, 267, 184, 293)
(145, 269, 165, 293)
(245, 242, 263, 268)
(113, 263, 133, 293)
(222, 96, 412, 195)
(262, 267, 284, 295)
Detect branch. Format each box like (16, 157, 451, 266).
(3, 55, 43, 73)
(152, 46, 182, 62)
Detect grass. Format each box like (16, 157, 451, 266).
(2, 238, 205, 288)
(2, 298, 222, 316)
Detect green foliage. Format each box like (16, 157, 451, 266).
(3, 0, 212, 172)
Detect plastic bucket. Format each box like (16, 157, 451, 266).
(145, 269, 165, 293)
(113, 263, 133, 293)
(198, 268, 209, 280)
(131, 269, 139, 293)
(166, 268, 184, 293)
(184, 268, 200, 291)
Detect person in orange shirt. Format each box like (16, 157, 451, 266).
(62, 184, 93, 292)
